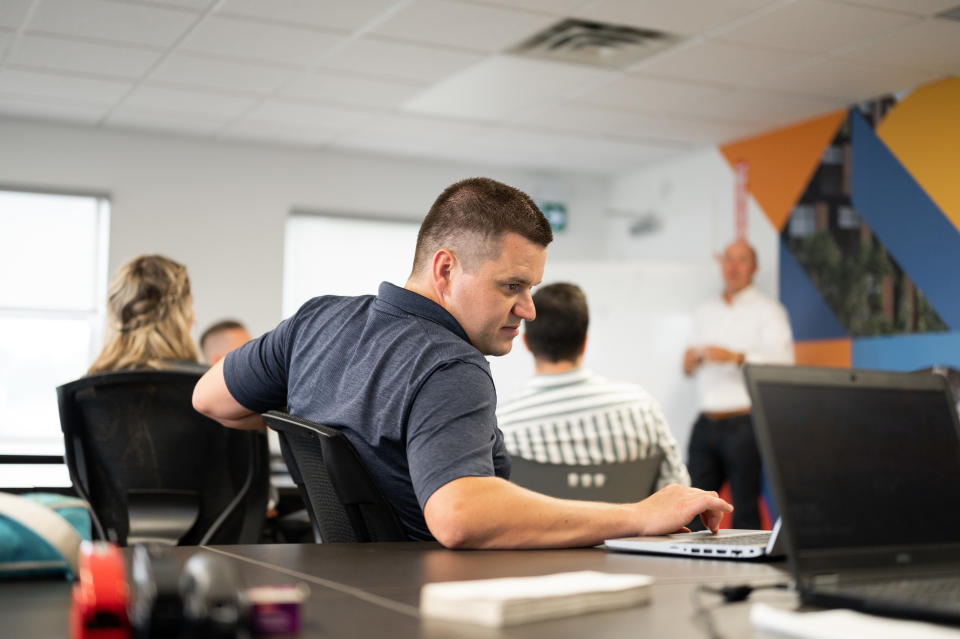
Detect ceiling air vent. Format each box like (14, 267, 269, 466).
(508, 18, 683, 69)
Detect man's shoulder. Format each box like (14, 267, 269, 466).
(741, 286, 788, 314)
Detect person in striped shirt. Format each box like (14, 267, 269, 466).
(497, 282, 690, 490)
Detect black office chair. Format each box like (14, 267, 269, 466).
(509, 453, 665, 503)
(261, 411, 406, 543)
(57, 369, 269, 546)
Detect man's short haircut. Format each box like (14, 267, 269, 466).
(412, 177, 553, 273)
(200, 319, 247, 351)
(525, 283, 589, 363)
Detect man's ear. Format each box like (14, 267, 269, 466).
(431, 248, 458, 301)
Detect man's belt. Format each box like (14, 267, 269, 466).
(702, 408, 751, 420)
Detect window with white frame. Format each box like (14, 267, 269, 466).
(282, 211, 420, 318)
(0, 189, 110, 457)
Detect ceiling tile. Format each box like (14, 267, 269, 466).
(243, 98, 376, 130)
(835, 19, 960, 74)
(404, 55, 618, 120)
(8, 34, 162, 79)
(0, 30, 12, 58)
(122, 85, 258, 117)
(372, 0, 558, 52)
(0, 0, 33, 30)
(278, 71, 426, 108)
(223, 119, 341, 147)
(669, 87, 845, 128)
(822, 0, 960, 16)
(144, 0, 220, 10)
(516, 101, 755, 144)
(150, 53, 297, 94)
(718, 0, 920, 53)
(573, 0, 777, 35)
(105, 108, 226, 135)
(450, 125, 682, 173)
(575, 74, 720, 113)
(29, 0, 197, 47)
(332, 113, 482, 158)
(637, 40, 814, 88)
(466, 0, 591, 16)
(317, 36, 483, 83)
(180, 15, 343, 66)
(0, 68, 131, 106)
(755, 57, 943, 102)
(0, 93, 109, 124)
(218, 0, 402, 32)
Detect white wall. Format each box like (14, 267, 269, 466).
(2, 116, 783, 451)
(0, 117, 609, 341)
(607, 147, 781, 299)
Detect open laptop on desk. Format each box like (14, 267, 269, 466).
(605, 518, 783, 560)
(745, 364, 960, 625)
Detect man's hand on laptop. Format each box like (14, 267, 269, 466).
(632, 485, 732, 536)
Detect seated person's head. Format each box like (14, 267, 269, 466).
(200, 320, 252, 364)
(524, 282, 589, 367)
(409, 177, 553, 357)
(88, 254, 197, 374)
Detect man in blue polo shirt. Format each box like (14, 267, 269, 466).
(193, 177, 731, 548)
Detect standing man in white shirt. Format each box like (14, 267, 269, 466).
(683, 239, 794, 529)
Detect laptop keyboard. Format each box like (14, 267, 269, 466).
(679, 532, 771, 546)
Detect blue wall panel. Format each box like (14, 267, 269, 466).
(850, 110, 960, 329)
(852, 332, 960, 371)
(779, 239, 847, 341)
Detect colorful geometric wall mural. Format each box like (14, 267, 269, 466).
(720, 76, 960, 372)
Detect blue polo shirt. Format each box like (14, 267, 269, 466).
(223, 282, 510, 540)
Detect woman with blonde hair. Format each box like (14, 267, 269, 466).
(88, 254, 201, 374)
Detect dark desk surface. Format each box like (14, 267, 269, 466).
(1, 542, 797, 638)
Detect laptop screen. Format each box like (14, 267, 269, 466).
(752, 374, 960, 554)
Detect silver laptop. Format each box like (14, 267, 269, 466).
(745, 364, 960, 624)
(605, 518, 783, 560)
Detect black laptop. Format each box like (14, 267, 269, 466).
(745, 364, 960, 624)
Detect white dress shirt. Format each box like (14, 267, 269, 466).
(690, 285, 794, 412)
(497, 368, 690, 490)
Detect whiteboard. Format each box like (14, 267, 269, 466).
(488, 258, 721, 451)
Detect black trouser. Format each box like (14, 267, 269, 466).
(687, 413, 762, 530)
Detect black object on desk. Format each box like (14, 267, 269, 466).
(57, 370, 270, 545)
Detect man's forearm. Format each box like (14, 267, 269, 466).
(423, 476, 730, 550)
(193, 359, 264, 430)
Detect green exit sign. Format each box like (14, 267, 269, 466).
(537, 201, 567, 232)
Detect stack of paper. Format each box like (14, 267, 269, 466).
(420, 570, 653, 627)
(751, 603, 960, 639)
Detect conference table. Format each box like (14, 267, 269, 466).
(2, 542, 798, 638)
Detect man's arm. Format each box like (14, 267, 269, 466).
(423, 477, 731, 549)
(192, 358, 265, 430)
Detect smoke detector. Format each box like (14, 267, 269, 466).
(508, 18, 684, 69)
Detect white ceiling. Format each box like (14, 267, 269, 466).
(0, 0, 958, 174)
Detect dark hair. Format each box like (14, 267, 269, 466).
(199, 319, 247, 351)
(525, 283, 589, 363)
(412, 177, 553, 272)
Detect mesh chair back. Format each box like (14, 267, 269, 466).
(509, 453, 665, 503)
(57, 369, 269, 545)
(262, 411, 406, 543)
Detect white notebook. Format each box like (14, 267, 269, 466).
(420, 570, 653, 627)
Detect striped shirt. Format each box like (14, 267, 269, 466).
(497, 369, 690, 490)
